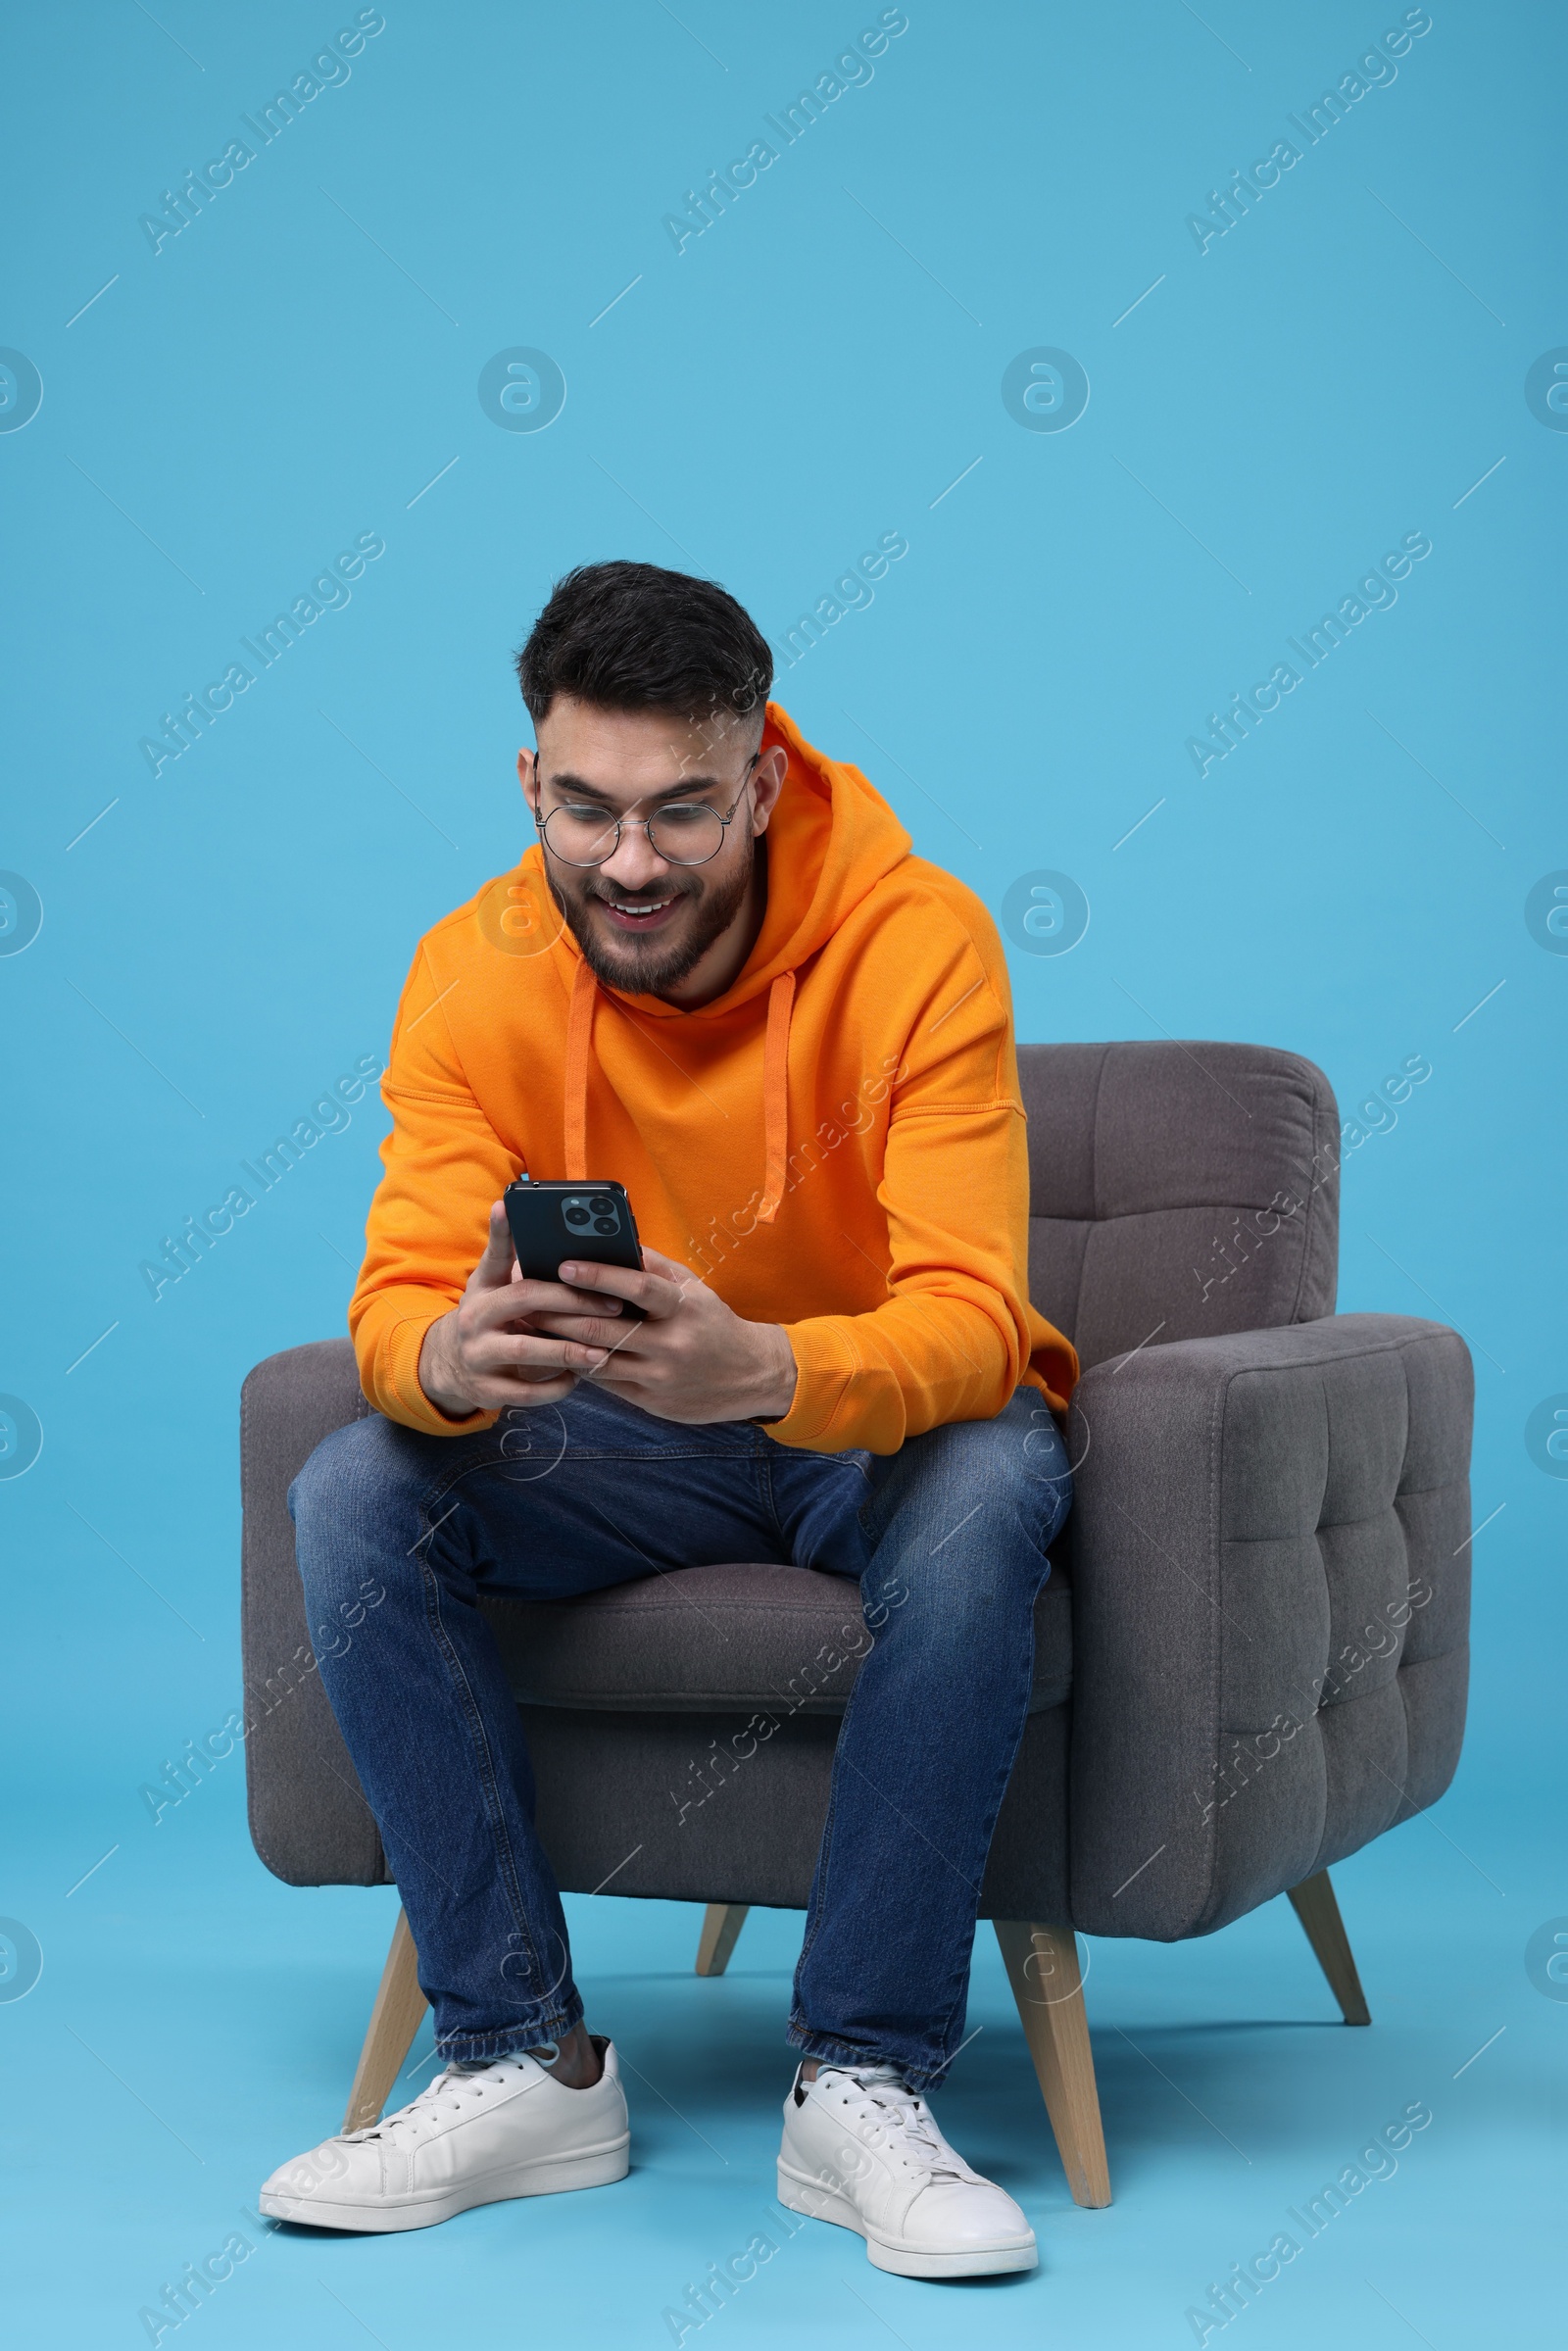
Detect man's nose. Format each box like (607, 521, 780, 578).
(598, 820, 670, 891)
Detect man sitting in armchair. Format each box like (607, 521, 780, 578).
(262, 559, 1076, 2280)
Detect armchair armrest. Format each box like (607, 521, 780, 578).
(1064, 1313, 1473, 1939)
(240, 1338, 389, 1886)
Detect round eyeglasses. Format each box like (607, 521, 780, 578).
(535, 757, 760, 868)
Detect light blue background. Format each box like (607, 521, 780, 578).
(1, 3, 1562, 2343)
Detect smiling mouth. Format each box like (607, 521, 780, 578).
(594, 891, 685, 931)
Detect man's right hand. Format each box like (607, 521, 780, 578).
(416, 1200, 621, 1418)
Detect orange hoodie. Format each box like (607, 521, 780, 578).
(350, 703, 1077, 1453)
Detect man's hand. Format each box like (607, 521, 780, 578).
(528, 1244, 798, 1427)
(417, 1201, 621, 1418)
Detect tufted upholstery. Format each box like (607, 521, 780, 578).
(1017, 1041, 1340, 1366)
(1066, 1315, 1472, 1938)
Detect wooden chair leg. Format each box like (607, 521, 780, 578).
(694, 1903, 750, 1977)
(995, 1920, 1111, 2207)
(1287, 1868, 1371, 2026)
(343, 1907, 428, 2132)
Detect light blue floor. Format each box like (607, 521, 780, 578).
(4, 1757, 1557, 2347)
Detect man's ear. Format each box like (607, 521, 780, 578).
(749, 743, 789, 834)
(517, 747, 539, 814)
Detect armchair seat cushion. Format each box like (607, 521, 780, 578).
(482, 1559, 1073, 1717)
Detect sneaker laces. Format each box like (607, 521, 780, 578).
(818, 2065, 962, 2181)
(345, 2059, 527, 2144)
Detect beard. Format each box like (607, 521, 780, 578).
(547, 837, 760, 997)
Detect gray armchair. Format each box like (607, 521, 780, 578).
(240, 1042, 1472, 2205)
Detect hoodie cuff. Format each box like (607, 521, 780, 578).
(368, 1304, 502, 1440)
(760, 1319, 859, 1451)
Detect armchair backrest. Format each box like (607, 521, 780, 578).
(1017, 1042, 1341, 1370)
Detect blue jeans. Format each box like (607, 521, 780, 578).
(289, 1382, 1071, 2091)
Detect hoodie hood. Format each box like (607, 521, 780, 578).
(555, 702, 911, 1222)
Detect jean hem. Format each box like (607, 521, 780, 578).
(435, 1997, 584, 2063)
(785, 2019, 951, 2095)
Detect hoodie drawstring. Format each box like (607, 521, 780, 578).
(564, 955, 596, 1182)
(756, 970, 795, 1225)
(561, 955, 794, 1219)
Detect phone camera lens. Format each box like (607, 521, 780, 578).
(593, 1217, 617, 1235)
(564, 1205, 590, 1227)
(587, 1196, 614, 1214)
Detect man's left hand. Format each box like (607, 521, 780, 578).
(528, 1245, 798, 1426)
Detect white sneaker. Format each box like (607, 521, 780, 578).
(259, 2040, 629, 2232)
(778, 2063, 1037, 2278)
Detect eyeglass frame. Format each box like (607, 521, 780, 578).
(531, 751, 762, 868)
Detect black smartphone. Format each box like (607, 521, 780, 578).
(504, 1178, 646, 1315)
